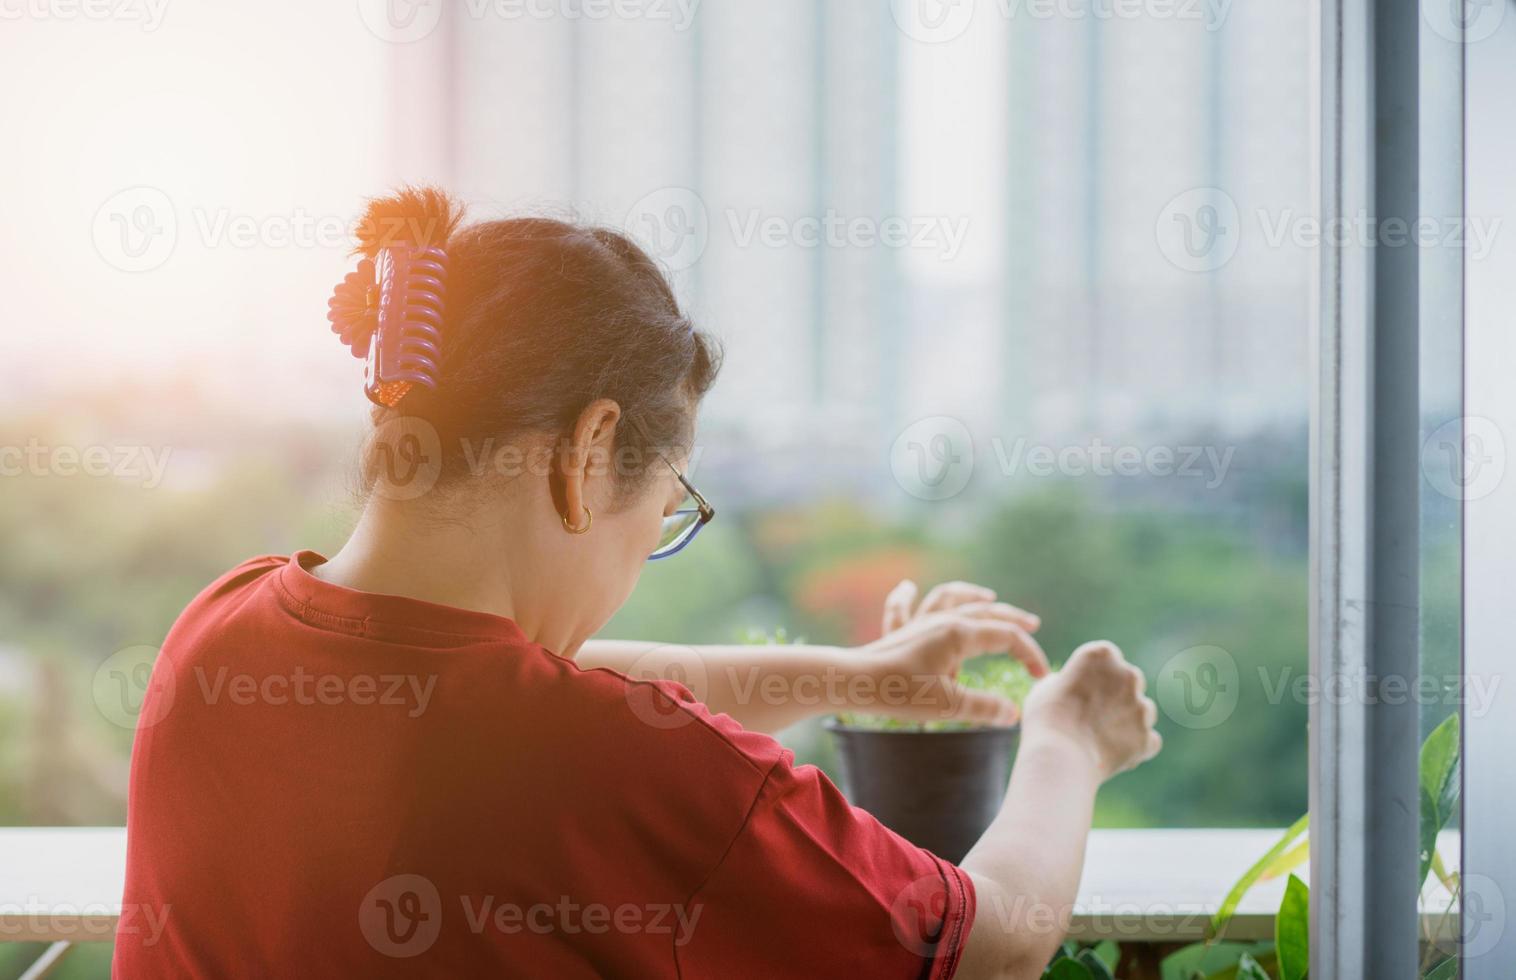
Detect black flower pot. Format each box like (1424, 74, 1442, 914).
(826, 721, 1020, 864)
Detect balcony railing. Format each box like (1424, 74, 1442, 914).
(0, 825, 1461, 975)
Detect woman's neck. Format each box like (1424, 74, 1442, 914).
(312, 500, 584, 656)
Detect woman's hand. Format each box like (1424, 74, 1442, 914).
(880, 578, 1040, 636)
(1020, 639, 1162, 779)
(857, 579, 1050, 727)
(957, 642, 1161, 979)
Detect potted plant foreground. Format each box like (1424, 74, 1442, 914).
(827, 657, 1032, 863)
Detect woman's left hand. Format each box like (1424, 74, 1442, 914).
(856, 579, 1049, 726)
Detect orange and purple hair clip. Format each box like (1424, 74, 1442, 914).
(327, 244, 449, 408)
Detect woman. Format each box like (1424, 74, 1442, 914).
(115, 188, 1160, 979)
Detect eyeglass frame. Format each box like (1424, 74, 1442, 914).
(648, 455, 715, 560)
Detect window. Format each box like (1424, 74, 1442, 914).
(0, 0, 1502, 975)
(443, 2, 1315, 830)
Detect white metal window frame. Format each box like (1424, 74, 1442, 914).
(1317, 0, 1516, 975)
(1312, 0, 1430, 975)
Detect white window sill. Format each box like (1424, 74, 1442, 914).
(0, 827, 1460, 945)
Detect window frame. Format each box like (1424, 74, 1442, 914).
(1311, 0, 1428, 974)
(1462, 2, 1515, 974)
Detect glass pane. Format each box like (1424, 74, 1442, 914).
(1417, 4, 1466, 971)
(445, 3, 1317, 830)
(1460, 1, 1516, 973)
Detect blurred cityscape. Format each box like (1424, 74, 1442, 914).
(0, 0, 1337, 844)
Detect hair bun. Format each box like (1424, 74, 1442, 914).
(353, 186, 464, 258)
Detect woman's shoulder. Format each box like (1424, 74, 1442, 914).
(167, 554, 289, 631)
(542, 658, 792, 778)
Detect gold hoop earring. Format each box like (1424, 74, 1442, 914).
(561, 506, 593, 535)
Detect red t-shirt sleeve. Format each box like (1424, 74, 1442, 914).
(674, 748, 976, 979)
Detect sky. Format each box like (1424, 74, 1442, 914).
(0, 1, 393, 418)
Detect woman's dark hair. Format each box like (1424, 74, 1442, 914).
(354, 187, 720, 502)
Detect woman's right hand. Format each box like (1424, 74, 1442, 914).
(956, 640, 1161, 979)
(1019, 640, 1162, 780)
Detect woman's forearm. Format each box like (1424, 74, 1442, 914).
(955, 732, 1103, 979)
(576, 639, 858, 734)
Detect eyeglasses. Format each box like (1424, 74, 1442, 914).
(649, 457, 715, 560)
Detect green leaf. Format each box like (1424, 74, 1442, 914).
(1429, 849, 1459, 893)
(1204, 951, 1279, 980)
(1161, 941, 1273, 980)
(1423, 955, 1459, 980)
(1044, 959, 1096, 980)
(1235, 953, 1273, 980)
(1208, 813, 1310, 940)
(1418, 713, 1461, 888)
(1078, 948, 1116, 980)
(1275, 874, 1309, 980)
(1258, 839, 1310, 881)
(1092, 940, 1120, 971)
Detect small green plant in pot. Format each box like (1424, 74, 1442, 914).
(827, 656, 1032, 864)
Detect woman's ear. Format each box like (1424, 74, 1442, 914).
(556, 399, 622, 529)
